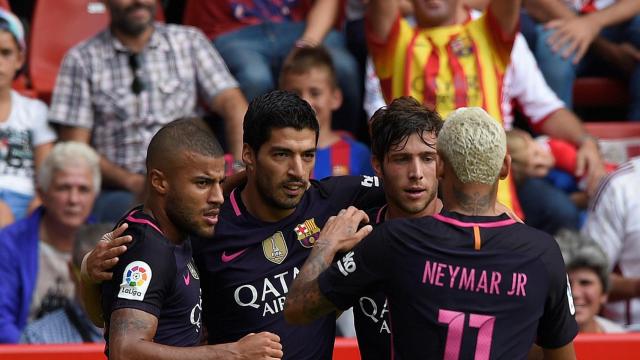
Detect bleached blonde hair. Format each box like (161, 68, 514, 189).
(438, 107, 506, 184)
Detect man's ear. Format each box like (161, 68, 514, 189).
(242, 143, 255, 171)
(330, 87, 343, 111)
(499, 154, 511, 180)
(371, 156, 383, 178)
(149, 169, 167, 195)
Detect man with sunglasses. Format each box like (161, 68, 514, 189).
(49, 0, 248, 223)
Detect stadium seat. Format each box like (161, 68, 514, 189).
(28, 0, 164, 103)
(573, 77, 628, 108)
(586, 122, 640, 164)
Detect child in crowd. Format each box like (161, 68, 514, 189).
(0, 9, 54, 226)
(507, 129, 616, 209)
(280, 46, 373, 179)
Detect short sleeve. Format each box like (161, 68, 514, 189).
(103, 225, 175, 318)
(189, 27, 239, 103)
(318, 227, 392, 310)
(25, 97, 56, 146)
(48, 50, 95, 129)
(536, 242, 578, 348)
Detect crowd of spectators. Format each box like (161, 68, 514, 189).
(0, 0, 639, 347)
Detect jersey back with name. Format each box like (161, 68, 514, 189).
(319, 211, 578, 359)
(194, 175, 382, 360)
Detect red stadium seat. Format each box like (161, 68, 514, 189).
(28, 0, 164, 103)
(573, 77, 628, 108)
(586, 122, 640, 164)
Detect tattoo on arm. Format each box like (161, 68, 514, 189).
(109, 308, 158, 352)
(286, 243, 338, 323)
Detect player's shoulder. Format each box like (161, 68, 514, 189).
(313, 175, 381, 198)
(118, 207, 173, 255)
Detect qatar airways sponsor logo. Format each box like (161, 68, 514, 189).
(358, 296, 390, 334)
(233, 267, 300, 317)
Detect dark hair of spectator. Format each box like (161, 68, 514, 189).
(369, 96, 443, 165)
(146, 117, 224, 169)
(243, 90, 319, 153)
(279, 46, 338, 88)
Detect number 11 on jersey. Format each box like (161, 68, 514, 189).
(438, 309, 496, 360)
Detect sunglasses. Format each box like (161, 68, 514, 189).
(128, 53, 147, 95)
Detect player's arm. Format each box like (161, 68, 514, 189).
(542, 342, 577, 360)
(285, 207, 372, 325)
(488, 0, 522, 37)
(109, 308, 283, 360)
(524, 0, 576, 22)
(79, 223, 132, 326)
(366, 0, 400, 41)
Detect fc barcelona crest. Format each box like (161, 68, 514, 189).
(262, 231, 288, 264)
(294, 218, 321, 248)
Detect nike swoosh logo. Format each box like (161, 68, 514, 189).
(183, 272, 190, 286)
(221, 249, 248, 263)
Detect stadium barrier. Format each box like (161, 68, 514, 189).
(2, 334, 640, 359)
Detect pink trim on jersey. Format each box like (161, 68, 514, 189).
(230, 189, 242, 216)
(125, 210, 164, 235)
(376, 204, 388, 224)
(433, 214, 516, 228)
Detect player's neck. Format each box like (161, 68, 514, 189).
(241, 181, 296, 223)
(386, 198, 439, 220)
(441, 181, 501, 217)
(111, 25, 154, 54)
(317, 126, 341, 149)
(143, 203, 186, 245)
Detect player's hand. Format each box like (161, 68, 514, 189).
(83, 223, 132, 283)
(545, 15, 601, 63)
(233, 332, 283, 359)
(318, 206, 373, 253)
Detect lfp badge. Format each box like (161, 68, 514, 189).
(118, 261, 152, 301)
(294, 218, 321, 248)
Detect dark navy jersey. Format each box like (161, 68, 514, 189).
(102, 207, 202, 352)
(320, 210, 578, 360)
(193, 175, 382, 360)
(353, 205, 392, 360)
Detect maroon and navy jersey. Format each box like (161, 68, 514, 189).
(194, 175, 383, 360)
(320, 210, 578, 359)
(102, 207, 203, 352)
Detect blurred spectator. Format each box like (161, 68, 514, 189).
(582, 156, 640, 326)
(49, 0, 246, 223)
(0, 9, 54, 224)
(523, 0, 640, 120)
(183, 0, 363, 137)
(0, 142, 99, 343)
(20, 223, 112, 344)
(279, 46, 373, 179)
(555, 229, 626, 333)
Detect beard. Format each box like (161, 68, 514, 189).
(166, 192, 214, 239)
(110, 2, 156, 36)
(255, 173, 306, 211)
